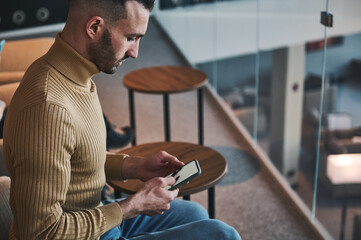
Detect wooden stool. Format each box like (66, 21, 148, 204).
(108, 141, 227, 218)
(123, 66, 208, 145)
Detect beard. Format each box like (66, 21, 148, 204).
(89, 28, 119, 74)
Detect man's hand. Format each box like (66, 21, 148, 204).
(138, 151, 184, 181)
(117, 176, 179, 219)
(121, 151, 184, 181)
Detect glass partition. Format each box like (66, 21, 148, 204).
(308, 1, 361, 239)
(153, 0, 361, 238)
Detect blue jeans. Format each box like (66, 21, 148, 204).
(101, 199, 241, 240)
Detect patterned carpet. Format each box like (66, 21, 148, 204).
(209, 146, 260, 186)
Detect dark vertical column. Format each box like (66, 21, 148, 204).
(199, 87, 215, 217)
(198, 88, 204, 145)
(114, 191, 122, 199)
(339, 198, 347, 240)
(352, 212, 361, 240)
(183, 195, 190, 201)
(208, 187, 215, 219)
(129, 89, 136, 146)
(164, 94, 170, 141)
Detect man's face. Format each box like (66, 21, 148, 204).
(89, 1, 150, 74)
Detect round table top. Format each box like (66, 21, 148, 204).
(108, 142, 227, 196)
(122, 66, 208, 94)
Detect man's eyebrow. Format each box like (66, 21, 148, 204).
(127, 33, 145, 38)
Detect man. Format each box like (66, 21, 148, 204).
(3, 0, 242, 239)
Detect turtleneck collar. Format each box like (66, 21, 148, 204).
(44, 33, 100, 87)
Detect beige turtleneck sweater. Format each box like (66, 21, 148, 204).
(3, 34, 127, 239)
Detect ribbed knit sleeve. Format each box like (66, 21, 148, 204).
(5, 102, 123, 239)
(105, 153, 128, 181)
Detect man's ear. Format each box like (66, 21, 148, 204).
(86, 16, 105, 39)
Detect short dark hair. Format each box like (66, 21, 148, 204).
(69, 0, 155, 25)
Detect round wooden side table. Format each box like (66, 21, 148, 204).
(108, 141, 227, 219)
(123, 66, 208, 145)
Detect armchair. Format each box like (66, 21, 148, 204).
(327, 127, 361, 154)
(302, 107, 361, 199)
(0, 37, 55, 176)
(301, 108, 361, 175)
(0, 37, 55, 84)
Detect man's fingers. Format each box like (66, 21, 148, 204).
(163, 186, 179, 198)
(169, 188, 179, 197)
(159, 151, 184, 167)
(162, 176, 176, 187)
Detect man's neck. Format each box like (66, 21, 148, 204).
(60, 26, 89, 61)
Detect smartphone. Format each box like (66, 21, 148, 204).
(0, 40, 5, 54)
(166, 160, 201, 191)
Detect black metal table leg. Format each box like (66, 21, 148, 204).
(129, 89, 136, 146)
(114, 190, 122, 199)
(163, 93, 170, 141)
(183, 195, 191, 201)
(198, 88, 204, 145)
(208, 186, 215, 219)
(339, 198, 348, 240)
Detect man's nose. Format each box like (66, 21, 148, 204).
(127, 41, 140, 59)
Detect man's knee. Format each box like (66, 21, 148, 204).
(170, 199, 209, 221)
(203, 219, 242, 240)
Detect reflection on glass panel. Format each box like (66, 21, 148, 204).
(312, 25, 361, 240)
(299, 1, 361, 239)
(256, 0, 361, 239)
(154, 0, 361, 239)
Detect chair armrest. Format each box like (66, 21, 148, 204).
(0, 71, 24, 85)
(0, 139, 8, 176)
(0, 82, 20, 106)
(0, 38, 54, 72)
(330, 126, 361, 139)
(327, 137, 347, 154)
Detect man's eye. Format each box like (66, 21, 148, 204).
(127, 37, 136, 42)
